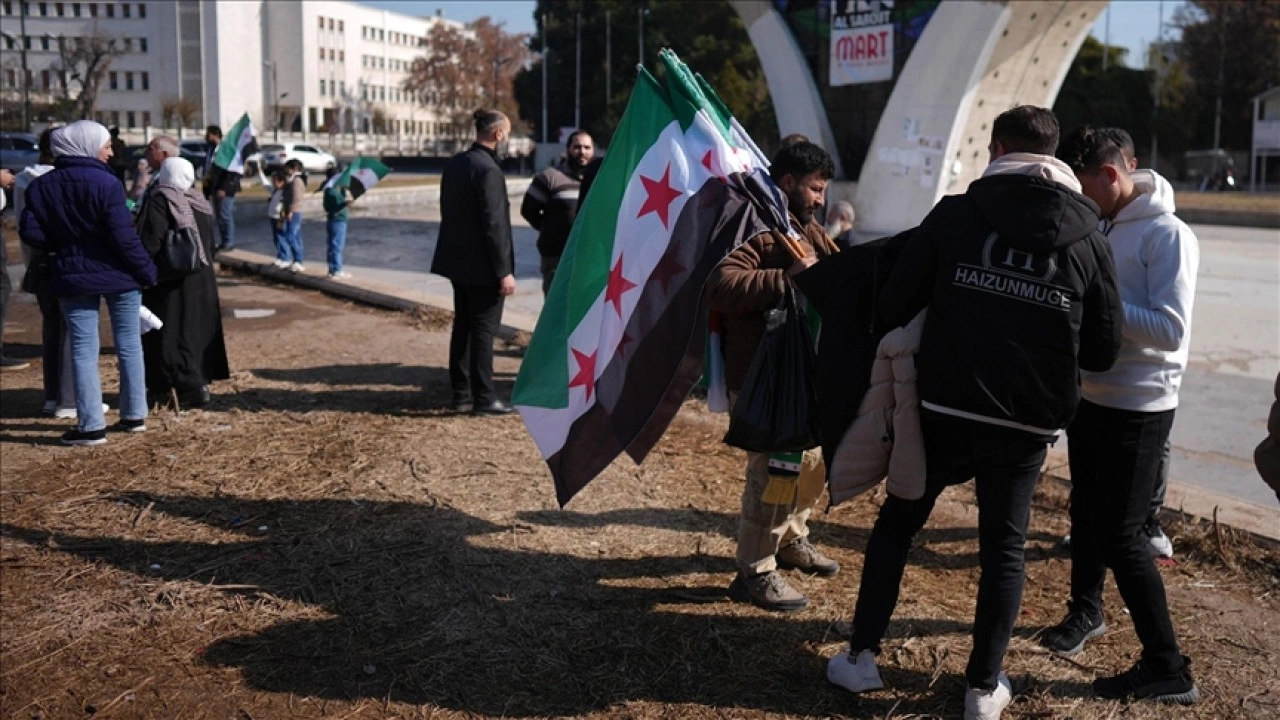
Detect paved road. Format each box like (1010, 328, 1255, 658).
(230, 212, 1280, 508)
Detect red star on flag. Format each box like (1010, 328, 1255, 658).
(568, 348, 598, 402)
(604, 255, 638, 317)
(616, 332, 635, 358)
(636, 164, 683, 229)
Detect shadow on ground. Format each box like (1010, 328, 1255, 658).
(0, 495, 964, 717)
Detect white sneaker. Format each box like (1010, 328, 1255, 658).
(964, 672, 1012, 720)
(1147, 528, 1174, 558)
(328, 271, 352, 279)
(827, 648, 884, 693)
(289, 262, 305, 273)
(53, 403, 110, 420)
(272, 259, 290, 269)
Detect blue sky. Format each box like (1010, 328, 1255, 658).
(357, 1, 1184, 69)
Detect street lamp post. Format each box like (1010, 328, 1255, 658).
(20, 0, 31, 129)
(264, 60, 279, 141)
(492, 56, 512, 106)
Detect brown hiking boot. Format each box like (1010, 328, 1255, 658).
(728, 571, 810, 612)
(776, 537, 841, 576)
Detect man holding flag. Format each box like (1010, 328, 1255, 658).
(205, 117, 259, 253)
(706, 140, 842, 613)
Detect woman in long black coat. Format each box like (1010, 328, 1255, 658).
(136, 156, 230, 407)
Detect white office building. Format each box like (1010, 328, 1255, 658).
(0, 0, 463, 142)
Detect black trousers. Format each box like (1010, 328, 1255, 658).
(850, 411, 1048, 691)
(1067, 400, 1184, 673)
(448, 281, 505, 405)
(37, 291, 64, 402)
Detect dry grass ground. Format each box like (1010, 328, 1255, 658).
(1175, 191, 1280, 214)
(1, 273, 1277, 719)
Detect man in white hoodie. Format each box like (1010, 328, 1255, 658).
(1043, 125, 1200, 705)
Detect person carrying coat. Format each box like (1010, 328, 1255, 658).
(19, 120, 157, 446)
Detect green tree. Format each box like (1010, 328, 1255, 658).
(513, 0, 776, 149)
(1173, 0, 1280, 151)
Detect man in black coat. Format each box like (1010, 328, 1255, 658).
(431, 109, 516, 415)
(826, 106, 1124, 719)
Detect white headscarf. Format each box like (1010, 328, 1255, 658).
(50, 120, 111, 159)
(155, 157, 196, 190)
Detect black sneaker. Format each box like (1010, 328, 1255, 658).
(61, 428, 107, 446)
(1094, 656, 1200, 704)
(1041, 610, 1106, 655)
(112, 418, 147, 433)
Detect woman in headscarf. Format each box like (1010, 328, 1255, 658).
(135, 157, 230, 407)
(19, 120, 156, 446)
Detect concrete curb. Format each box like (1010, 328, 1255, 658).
(216, 249, 539, 339)
(1043, 448, 1280, 543)
(1175, 208, 1280, 229)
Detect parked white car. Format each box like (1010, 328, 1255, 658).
(257, 143, 337, 174)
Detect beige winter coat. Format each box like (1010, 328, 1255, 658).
(828, 310, 927, 505)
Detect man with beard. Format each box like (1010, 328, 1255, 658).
(521, 130, 595, 295)
(706, 140, 841, 612)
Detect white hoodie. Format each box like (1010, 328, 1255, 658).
(1081, 169, 1199, 412)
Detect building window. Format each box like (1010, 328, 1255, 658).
(338, 50, 343, 61)
(317, 15, 323, 29)
(137, 2, 143, 18)
(377, 29, 383, 41)
(108, 71, 117, 90)
(328, 48, 334, 60)
(318, 47, 324, 60)
(338, 20, 343, 32)
(3, 69, 14, 87)
(40, 35, 49, 50)
(105, 3, 113, 18)
(125, 71, 133, 90)
(126, 110, 135, 127)
(339, 80, 345, 96)
(38, 2, 47, 16)
(1, 2, 10, 15)
(141, 110, 150, 126)
(139, 36, 146, 52)
(73, 1, 79, 14)
(55, 2, 63, 15)
(121, 2, 128, 17)
(40, 69, 49, 90)
(122, 37, 131, 52)
(89, 3, 96, 16)
(319, 79, 326, 96)
(327, 18, 333, 30)
(140, 71, 147, 90)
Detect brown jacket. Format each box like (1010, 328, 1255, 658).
(706, 216, 837, 391)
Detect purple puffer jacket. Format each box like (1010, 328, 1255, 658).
(19, 155, 157, 296)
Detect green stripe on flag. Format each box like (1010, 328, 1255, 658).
(512, 68, 676, 410)
(212, 113, 256, 173)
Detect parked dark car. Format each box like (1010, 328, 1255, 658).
(0, 131, 41, 173)
(178, 139, 209, 178)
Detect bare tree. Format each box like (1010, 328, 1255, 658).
(160, 96, 202, 129)
(50, 32, 124, 121)
(403, 18, 530, 141)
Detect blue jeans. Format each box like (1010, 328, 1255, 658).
(215, 195, 236, 249)
(283, 212, 304, 263)
(271, 219, 288, 262)
(326, 219, 347, 274)
(60, 291, 147, 432)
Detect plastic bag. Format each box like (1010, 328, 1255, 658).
(723, 286, 821, 453)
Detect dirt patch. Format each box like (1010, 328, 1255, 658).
(2, 275, 1278, 719)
